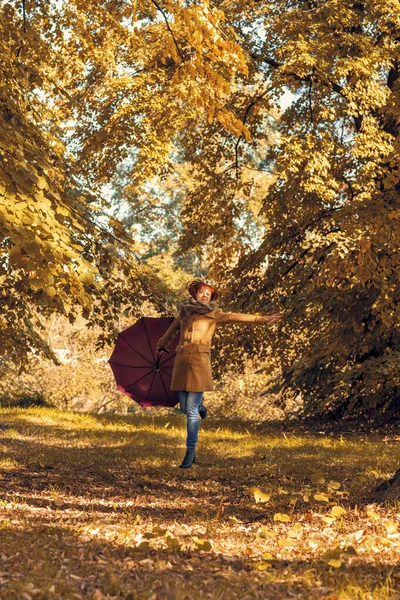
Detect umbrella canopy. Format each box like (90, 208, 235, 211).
(108, 317, 179, 407)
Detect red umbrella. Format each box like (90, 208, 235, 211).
(108, 317, 179, 407)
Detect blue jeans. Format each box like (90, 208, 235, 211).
(178, 391, 204, 449)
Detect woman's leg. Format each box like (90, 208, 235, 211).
(185, 392, 204, 449)
(179, 391, 203, 468)
(179, 390, 206, 419)
(199, 397, 207, 419)
(178, 391, 188, 414)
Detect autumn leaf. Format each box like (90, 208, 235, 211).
(135, 541, 151, 551)
(314, 493, 330, 503)
(152, 525, 167, 536)
(254, 562, 271, 570)
(328, 559, 342, 568)
(310, 474, 325, 485)
(327, 481, 341, 490)
(278, 538, 293, 547)
(164, 534, 181, 551)
(78, 272, 95, 285)
(273, 513, 291, 522)
(331, 506, 346, 517)
(252, 488, 271, 503)
(366, 508, 381, 522)
(321, 515, 336, 525)
(343, 546, 357, 556)
(192, 537, 212, 551)
(262, 552, 274, 560)
(383, 521, 398, 534)
(322, 547, 341, 561)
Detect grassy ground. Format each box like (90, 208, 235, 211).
(0, 407, 399, 600)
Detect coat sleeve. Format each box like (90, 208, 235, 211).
(157, 317, 181, 348)
(216, 310, 268, 325)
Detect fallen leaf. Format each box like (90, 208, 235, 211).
(192, 537, 212, 551)
(321, 515, 336, 525)
(354, 529, 365, 541)
(331, 506, 346, 517)
(383, 521, 398, 534)
(366, 507, 380, 521)
(273, 513, 291, 522)
(136, 541, 150, 551)
(278, 538, 293, 547)
(322, 547, 341, 561)
(327, 481, 341, 490)
(228, 515, 243, 524)
(252, 488, 271, 503)
(310, 473, 325, 485)
(328, 559, 342, 568)
(343, 546, 357, 556)
(152, 525, 167, 535)
(254, 561, 271, 570)
(161, 560, 173, 570)
(165, 534, 181, 551)
(314, 493, 330, 502)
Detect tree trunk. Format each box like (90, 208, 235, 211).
(372, 468, 400, 503)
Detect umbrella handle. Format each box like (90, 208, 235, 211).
(155, 347, 170, 370)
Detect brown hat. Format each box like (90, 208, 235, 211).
(187, 279, 219, 301)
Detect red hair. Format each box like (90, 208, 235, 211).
(187, 279, 219, 301)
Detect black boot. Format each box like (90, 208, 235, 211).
(199, 404, 207, 419)
(179, 448, 196, 468)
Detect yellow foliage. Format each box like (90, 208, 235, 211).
(1, 0, 400, 423)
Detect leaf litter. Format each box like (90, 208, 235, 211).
(0, 407, 399, 599)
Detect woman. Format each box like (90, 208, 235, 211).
(156, 280, 283, 469)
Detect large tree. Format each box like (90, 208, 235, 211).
(227, 0, 400, 419)
(0, 1, 175, 362)
(69, 0, 400, 417)
(1, 0, 276, 361)
(2, 0, 400, 422)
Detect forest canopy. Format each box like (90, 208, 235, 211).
(1, 0, 399, 417)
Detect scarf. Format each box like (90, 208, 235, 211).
(178, 297, 219, 321)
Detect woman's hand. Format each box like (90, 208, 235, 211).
(264, 312, 284, 324)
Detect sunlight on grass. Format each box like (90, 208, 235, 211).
(0, 458, 19, 470)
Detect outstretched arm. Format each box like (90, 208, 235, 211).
(216, 311, 283, 325)
(156, 317, 181, 352)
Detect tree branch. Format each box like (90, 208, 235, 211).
(308, 69, 314, 125)
(282, 238, 337, 277)
(16, 0, 27, 57)
(233, 86, 273, 183)
(149, 0, 185, 64)
(251, 54, 344, 98)
(387, 55, 400, 93)
(281, 207, 341, 248)
(22, 0, 26, 32)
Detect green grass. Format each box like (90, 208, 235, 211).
(0, 407, 399, 599)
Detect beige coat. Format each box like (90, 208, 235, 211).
(157, 308, 269, 392)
